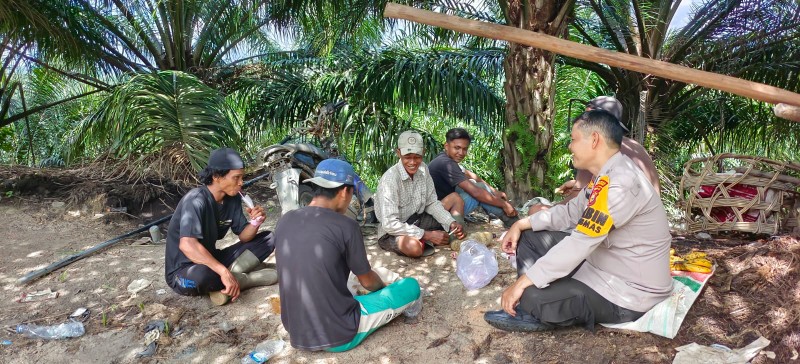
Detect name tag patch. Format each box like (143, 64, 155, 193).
(577, 176, 614, 237)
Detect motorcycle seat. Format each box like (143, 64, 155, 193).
(283, 143, 330, 159)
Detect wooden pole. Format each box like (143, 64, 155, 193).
(383, 3, 800, 122)
(775, 104, 800, 123)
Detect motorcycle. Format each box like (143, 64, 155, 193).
(256, 101, 376, 224)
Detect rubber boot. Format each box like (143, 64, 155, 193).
(228, 250, 262, 274)
(209, 269, 278, 306)
(209, 250, 273, 306)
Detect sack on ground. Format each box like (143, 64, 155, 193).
(601, 269, 714, 338)
(456, 240, 498, 290)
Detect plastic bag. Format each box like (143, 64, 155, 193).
(456, 240, 498, 290)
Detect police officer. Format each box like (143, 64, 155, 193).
(484, 110, 673, 332)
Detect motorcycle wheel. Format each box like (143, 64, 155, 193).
(297, 184, 314, 208)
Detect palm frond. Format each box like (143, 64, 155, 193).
(67, 71, 238, 171)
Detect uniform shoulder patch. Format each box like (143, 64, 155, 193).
(576, 176, 614, 237)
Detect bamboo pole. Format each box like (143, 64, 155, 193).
(774, 104, 800, 123)
(383, 3, 800, 123)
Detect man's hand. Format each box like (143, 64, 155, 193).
(219, 269, 241, 301)
(497, 191, 509, 201)
(502, 201, 518, 217)
(555, 179, 580, 195)
(245, 206, 266, 222)
(423, 230, 449, 246)
(501, 275, 533, 316)
(501, 225, 521, 254)
(449, 221, 466, 240)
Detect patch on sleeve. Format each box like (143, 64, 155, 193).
(576, 176, 614, 237)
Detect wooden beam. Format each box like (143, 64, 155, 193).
(383, 3, 800, 122)
(774, 103, 800, 123)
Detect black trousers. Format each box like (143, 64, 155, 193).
(515, 230, 644, 331)
(169, 231, 274, 296)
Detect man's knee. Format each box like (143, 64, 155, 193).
(248, 231, 275, 260)
(171, 264, 222, 295)
(378, 234, 423, 257)
(519, 281, 592, 327)
(517, 230, 566, 254)
(442, 192, 464, 212)
(396, 236, 424, 257)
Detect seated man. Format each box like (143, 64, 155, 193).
(165, 148, 277, 306)
(528, 96, 660, 215)
(375, 130, 466, 257)
(428, 128, 518, 227)
(484, 110, 672, 332)
(274, 159, 421, 352)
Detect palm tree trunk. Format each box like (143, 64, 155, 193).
(501, 44, 556, 202)
(501, 0, 572, 202)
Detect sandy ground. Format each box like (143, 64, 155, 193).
(0, 186, 792, 363)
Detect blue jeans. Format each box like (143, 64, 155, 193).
(457, 182, 504, 217)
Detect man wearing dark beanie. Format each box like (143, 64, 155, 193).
(165, 147, 277, 305)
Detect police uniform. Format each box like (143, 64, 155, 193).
(516, 152, 672, 329)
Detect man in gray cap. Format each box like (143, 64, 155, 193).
(165, 147, 277, 306)
(374, 131, 466, 258)
(527, 96, 660, 215)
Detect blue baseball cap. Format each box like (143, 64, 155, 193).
(303, 159, 356, 188)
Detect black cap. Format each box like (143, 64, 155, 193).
(207, 148, 244, 169)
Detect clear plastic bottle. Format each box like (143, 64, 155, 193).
(16, 320, 85, 339)
(403, 297, 423, 318)
(241, 339, 285, 364)
(500, 252, 518, 269)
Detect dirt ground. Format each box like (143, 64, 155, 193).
(1, 173, 798, 363)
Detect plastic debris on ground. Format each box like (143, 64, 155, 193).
(18, 288, 59, 303)
(68, 307, 90, 322)
(1, 340, 11, 345)
(15, 320, 85, 339)
(672, 336, 770, 364)
(136, 320, 165, 358)
(241, 339, 285, 364)
(127, 279, 151, 295)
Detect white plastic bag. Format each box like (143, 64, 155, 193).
(456, 240, 498, 290)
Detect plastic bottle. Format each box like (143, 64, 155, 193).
(15, 320, 85, 339)
(508, 254, 518, 269)
(241, 339, 285, 364)
(500, 252, 518, 269)
(403, 297, 423, 318)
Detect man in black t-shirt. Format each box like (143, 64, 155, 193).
(165, 148, 276, 306)
(428, 128, 518, 227)
(275, 159, 421, 352)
